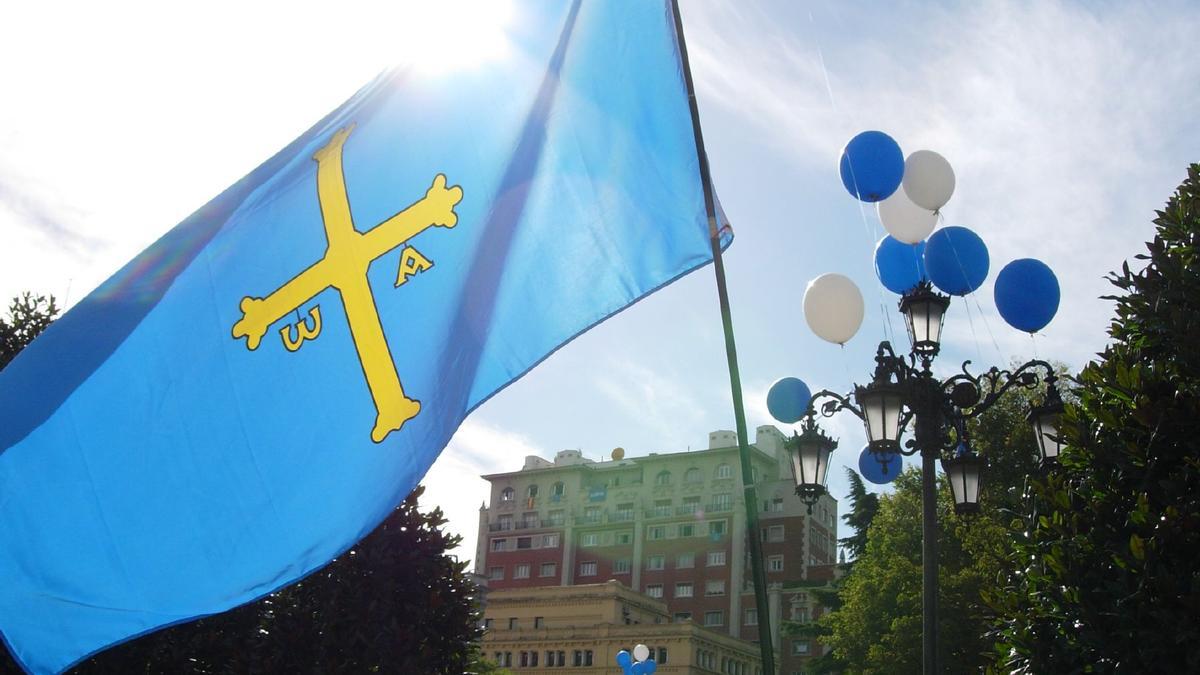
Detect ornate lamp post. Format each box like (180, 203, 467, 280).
(788, 282, 1060, 675)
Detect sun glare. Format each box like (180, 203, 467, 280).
(376, 0, 515, 75)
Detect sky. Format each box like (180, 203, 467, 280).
(1, 0, 1198, 562)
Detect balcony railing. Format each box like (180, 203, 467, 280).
(707, 502, 733, 513)
(677, 504, 703, 516)
(611, 511, 635, 522)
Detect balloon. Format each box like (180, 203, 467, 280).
(902, 150, 956, 211)
(924, 226, 989, 296)
(633, 645, 650, 662)
(767, 377, 812, 424)
(994, 258, 1060, 332)
(874, 236, 927, 295)
(644, 661, 658, 674)
(877, 189, 936, 243)
(859, 446, 900, 485)
(631, 663, 647, 675)
(803, 273, 865, 345)
(839, 131, 904, 203)
(617, 651, 632, 668)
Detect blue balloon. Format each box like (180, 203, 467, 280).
(859, 446, 900, 485)
(924, 226, 989, 296)
(644, 660, 658, 674)
(631, 662, 648, 675)
(994, 258, 1060, 332)
(767, 377, 812, 424)
(617, 651, 632, 669)
(874, 236, 927, 295)
(839, 131, 904, 202)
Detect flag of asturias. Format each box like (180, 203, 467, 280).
(0, 3, 730, 672)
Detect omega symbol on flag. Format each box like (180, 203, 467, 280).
(231, 124, 463, 442)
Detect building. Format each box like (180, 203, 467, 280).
(481, 580, 763, 673)
(475, 426, 838, 673)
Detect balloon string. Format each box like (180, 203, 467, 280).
(969, 291, 1005, 361)
(840, 343, 854, 390)
(961, 290, 985, 364)
(1029, 332, 1040, 360)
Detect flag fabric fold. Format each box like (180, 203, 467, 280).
(0, 2, 729, 672)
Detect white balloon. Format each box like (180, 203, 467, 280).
(803, 273, 865, 345)
(633, 644, 650, 662)
(902, 150, 955, 211)
(876, 189, 936, 244)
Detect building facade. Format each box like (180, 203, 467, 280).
(482, 581, 763, 674)
(476, 426, 838, 673)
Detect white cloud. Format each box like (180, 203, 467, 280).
(686, 0, 1200, 371)
(592, 357, 709, 447)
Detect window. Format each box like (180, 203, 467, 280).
(551, 481, 565, 498)
(707, 550, 727, 566)
(616, 530, 633, 545)
(614, 559, 631, 574)
(648, 526, 666, 540)
(542, 532, 560, 547)
(646, 584, 664, 598)
(769, 497, 784, 512)
(534, 616, 545, 628)
(581, 533, 600, 547)
(508, 617, 518, 630)
(497, 514, 513, 530)
(704, 610, 724, 626)
(683, 496, 702, 513)
(712, 493, 733, 511)
(792, 606, 810, 622)
(520, 651, 529, 667)
(675, 582, 693, 598)
(657, 648, 668, 664)
(540, 562, 557, 577)
(491, 538, 507, 552)
(521, 512, 538, 528)
(585, 650, 594, 666)
(716, 463, 733, 479)
(768, 555, 784, 572)
(678, 523, 695, 537)
(745, 608, 758, 625)
(685, 467, 702, 483)
(488, 566, 503, 580)
(500, 487, 515, 502)
(503, 652, 512, 667)
(573, 650, 583, 667)
(514, 563, 530, 579)
(791, 640, 810, 655)
(647, 555, 665, 570)
(655, 470, 671, 486)
(674, 612, 692, 622)
(677, 552, 695, 568)
(517, 536, 532, 549)
(583, 506, 602, 523)
(579, 561, 597, 576)
(705, 579, 726, 596)
(616, 503, 635, 521)
(530, 651, 539, 667)
(526, 484, 538, 498)
(764, 525, 785, 542)
(653, 499, 671, 517)
(483, 618, 493, 630)
(709, 520, 726, 537)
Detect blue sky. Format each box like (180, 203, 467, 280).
(1, 0, 1197, 560)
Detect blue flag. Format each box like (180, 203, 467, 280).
(0, 2, 729, 673)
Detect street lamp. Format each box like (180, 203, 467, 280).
(1027, 375, 1065, 467)
(787, 414, 837, 513)
(789, 285, 1061, 675)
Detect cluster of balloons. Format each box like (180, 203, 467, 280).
(616, 645, 657, 675)
(816, 130, 1061, 338)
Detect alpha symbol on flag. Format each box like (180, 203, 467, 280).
(232, 124, 463, 442)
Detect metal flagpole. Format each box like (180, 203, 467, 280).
(669, 2, 776, 672)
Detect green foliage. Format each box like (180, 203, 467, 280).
(0, 292, 59, 370)
(839, 468, 880, 561)
(1, 487, 488, 674)
(991, 165, 1200, 671)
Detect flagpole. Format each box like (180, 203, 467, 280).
(669, 2, 776, 673)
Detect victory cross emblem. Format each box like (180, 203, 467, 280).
(232, 124, 463, 442)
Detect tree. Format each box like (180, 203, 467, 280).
(991, 165, 1200, 671)
(0, 292, 59, 370)
(839, 468, 881, 562)
(2, 486, 493, 674)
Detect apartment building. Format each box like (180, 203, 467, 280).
(475, 425, 838, 673)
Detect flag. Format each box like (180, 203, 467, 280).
(0, 2, 730, 673)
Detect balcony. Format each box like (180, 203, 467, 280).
(707, 502, 734, 513)
(646, 507, 672, 519)
(611, 511, 636, 523)
(677, 504, 703, 516)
